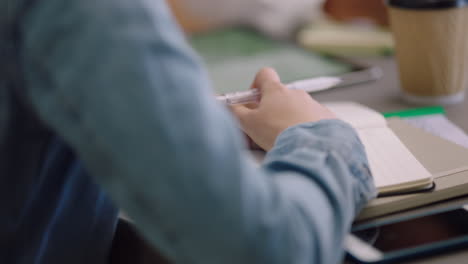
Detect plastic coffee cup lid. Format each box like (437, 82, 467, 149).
(388, 0, 468, 9)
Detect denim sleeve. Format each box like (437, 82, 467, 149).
(19, 0, 376, 263)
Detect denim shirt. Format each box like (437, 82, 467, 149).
(1, 0, 376, 263)
(2, 2, 118, 264)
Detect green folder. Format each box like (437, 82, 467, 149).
(190, 28, 352, 94)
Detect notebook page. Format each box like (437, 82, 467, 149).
(324, 102, 386, 129)
(357, 127, 433, 193)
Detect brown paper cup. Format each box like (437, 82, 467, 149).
(388, 0, 468, 105)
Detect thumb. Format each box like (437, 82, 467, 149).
(252, 68, 285, 101)
(252, 67, 281, 89)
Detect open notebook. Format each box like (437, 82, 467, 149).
(324, 102, 433, 195)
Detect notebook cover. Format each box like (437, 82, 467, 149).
(357, 118, 468, 221)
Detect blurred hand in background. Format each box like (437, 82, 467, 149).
(324, 0, 388, 25)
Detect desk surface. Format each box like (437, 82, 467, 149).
(314, 58, 468, 132)
(121, 57, 468, 264)
(332, 58, 468, 264)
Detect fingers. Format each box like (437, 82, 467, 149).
(251, 67, 281, 89)
(242, 102, 260, 110)
(231, 67, 283, 119)
(230, 104, 251, 120)
(230, 69, 274, 122)
(251, 68, 287, 104)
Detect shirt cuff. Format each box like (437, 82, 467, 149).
(267, 119, 377, 212)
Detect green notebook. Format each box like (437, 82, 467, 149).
(190, 28, 352, 95)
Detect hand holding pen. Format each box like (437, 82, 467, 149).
(229, 68, 338, 150)
(217, 76, 342, 105)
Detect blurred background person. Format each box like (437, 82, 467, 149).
(167, 0, 388, 39)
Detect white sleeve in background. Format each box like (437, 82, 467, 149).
(178, 0, 325, 39)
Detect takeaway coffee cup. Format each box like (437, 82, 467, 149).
(387, 0, 468, 105)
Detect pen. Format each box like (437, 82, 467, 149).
(216, 76, 342, 105)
